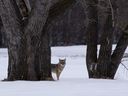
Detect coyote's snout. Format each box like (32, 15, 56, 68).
(51, 59, 66, 80)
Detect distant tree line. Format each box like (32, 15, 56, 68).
(0, 0, 123, 47)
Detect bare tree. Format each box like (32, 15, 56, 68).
(0, 0, 75, 81)
(80, 0, 128, 79)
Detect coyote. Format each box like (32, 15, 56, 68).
(51, 59, 66, 80)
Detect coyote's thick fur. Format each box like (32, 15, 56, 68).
(51, 59, 66, 80)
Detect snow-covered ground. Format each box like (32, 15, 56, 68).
(0, 45, 128, 96)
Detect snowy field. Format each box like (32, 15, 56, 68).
(0, 45, 128, 96)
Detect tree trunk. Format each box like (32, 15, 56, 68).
(0, 0, 25, 80)
(109, 31, 128, 79)
(84, 0, 98, 78)
(97, 0, 113, 78)
(37, 22, 52, 80)
(24, 0, 52, 80)
(0, 0, 53, 81)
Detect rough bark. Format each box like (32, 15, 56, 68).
(83, 0, 98, 78)
(0, 0, 24, 80)
(97, 0, 113, 78)
(0, 0, 53, 81)
(110, 31, 128, 79)
(37, 22, 52, 80)
(24, 0, 52, 80)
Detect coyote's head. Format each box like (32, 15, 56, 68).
(59, 58, 66, 65)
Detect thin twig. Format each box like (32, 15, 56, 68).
(120, 62, 128, 71)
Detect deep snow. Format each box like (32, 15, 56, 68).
(0, 45, 128, 96)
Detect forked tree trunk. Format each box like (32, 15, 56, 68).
(84, 0, 128, 79)
(97, 0, 128, 79)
